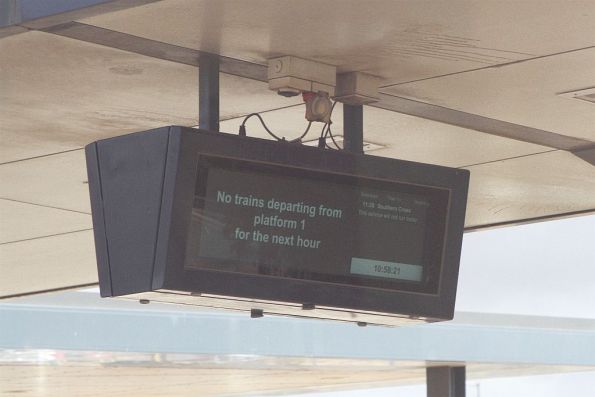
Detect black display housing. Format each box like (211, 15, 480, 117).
(86, 126, 469, 325)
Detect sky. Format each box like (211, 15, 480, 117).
(456, 214, 595, 319)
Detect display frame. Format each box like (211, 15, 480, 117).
(144, 127, 469, 320)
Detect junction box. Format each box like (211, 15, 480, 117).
(335, 72, 381, 105)
(268, 56, 336, 96)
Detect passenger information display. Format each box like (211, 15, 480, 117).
(185, 155, 449, 293)
(87, 127, 469, 323)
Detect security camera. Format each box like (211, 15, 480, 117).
(277, 88, 301, 98)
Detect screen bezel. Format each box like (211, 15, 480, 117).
(155, 128, 469, 320)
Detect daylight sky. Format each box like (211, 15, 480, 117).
(456, 214, 595, 319)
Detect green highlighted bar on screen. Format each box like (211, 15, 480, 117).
(350, 258, 423, 282)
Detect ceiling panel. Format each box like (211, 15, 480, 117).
(383, 47, 595, 142)
(0, 149, 90, 213)
(0, 230, 97, 297)
(464, 151, 595, 227)
(219, 106, 595, 228)
(0, 199, 91, 244)
(222, 104, 551, 167)
(81, 0, 595, 84)
(0, 31, 299, 163)
(0, 31, 192, 163)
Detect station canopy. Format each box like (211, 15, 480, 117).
(1, 0, 594, 297)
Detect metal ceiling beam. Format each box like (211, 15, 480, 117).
(373, 93, 593, 151)
(2, 4, 593, 153)
(1, 1, 592, 153)
(30, 22, 593, 152)
(343, 104, 364, 154)
(0, 0, 21, 27)
(462, 208, 595, 233)
(199, 52, 220, 132)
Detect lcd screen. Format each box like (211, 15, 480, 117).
(184, 155, 449, 294)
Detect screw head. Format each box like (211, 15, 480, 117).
(273, 60, 283, 73)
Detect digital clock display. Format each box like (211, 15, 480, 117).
(184, 155, 449, 293)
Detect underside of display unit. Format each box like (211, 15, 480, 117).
(120, 290, 431, 327)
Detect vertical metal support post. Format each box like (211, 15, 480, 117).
(427, 366, 466, 397)
(343, 104, 364, 154)
(199, 52, 220, 132)
(0, 0, 22, 27)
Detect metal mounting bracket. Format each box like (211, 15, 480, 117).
(343, 104, 364, 154)
(199, 52, 220, 132)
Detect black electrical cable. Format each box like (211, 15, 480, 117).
(292, 121, 313, 143)
(241, 98, 337, 145)
(322, 128, 337, 150)
(240, 113, 282, 140)
(326, 124, 342, 150)
(319, 100, 339, 139)
(320, 120, 328, 140)
(241, 112, 312, 143)
(317, 100, 341, 150)
(320, 114, 342, 150)
(321, 127, 340, 150)
(318, 122, 330, 149)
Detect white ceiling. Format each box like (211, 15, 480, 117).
(385, 47, 595, 142)
(0, 0, 594, 372)
(221, 104, 552, 168)
(0, 30, 301, 163)
(463, 150, 595, 226)
(0, 198, 90, 244)
(0, 149, 90, 213)
(0, 230, 97, 297)
(1, 0, 594, 296)
(81, 0, 595, 86)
